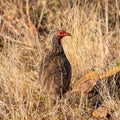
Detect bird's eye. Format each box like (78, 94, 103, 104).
(57, 31, 65, 36)
(59, 32, 63, 34)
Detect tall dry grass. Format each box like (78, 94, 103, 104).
(0, 0, 120, 119)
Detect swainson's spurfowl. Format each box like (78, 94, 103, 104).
(39, 30, 71, 101)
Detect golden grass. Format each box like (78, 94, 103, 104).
(0, 0, 120, 119)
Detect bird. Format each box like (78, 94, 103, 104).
(39, 30, 72, 102)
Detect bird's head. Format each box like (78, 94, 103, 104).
(53, 30, 71, 42)
(56, 30, 71, 38)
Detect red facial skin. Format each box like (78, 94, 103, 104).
(57, 30, 71, 37)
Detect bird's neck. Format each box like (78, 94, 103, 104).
(52, 39, 64, 54)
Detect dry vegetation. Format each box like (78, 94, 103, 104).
(0, 0, 120, 120)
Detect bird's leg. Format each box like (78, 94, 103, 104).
(65, 87, 72, 104)
(56, 96, 60, 105)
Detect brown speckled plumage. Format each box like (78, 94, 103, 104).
(39, 30, 71, 100)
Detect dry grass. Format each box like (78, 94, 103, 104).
(0, 0, 120, 120)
